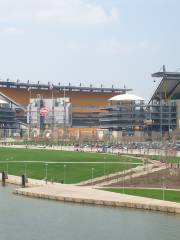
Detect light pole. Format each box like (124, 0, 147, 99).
(64, 164, 66, 183)
(103, 157, 106, 176)
(24, 163, 27, 177)
(162, 176, 165, 201)
(122, 158, 125, 193)
(45, 163, 48, 182)
(91, 168, 94, 186)
(122, 169, 125, 194)
(6, 158, 9, 174)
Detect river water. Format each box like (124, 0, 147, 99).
(0, 185, 180, 240)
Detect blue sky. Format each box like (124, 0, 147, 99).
(0, 0, 180, 100)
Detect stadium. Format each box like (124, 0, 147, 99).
(0, 65, 180, 141)
(0, 80, 130, 140)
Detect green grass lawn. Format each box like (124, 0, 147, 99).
(104, 188, 180, 203)
(0, 148, 142, 184)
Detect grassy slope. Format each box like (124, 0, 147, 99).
(0, 148, 141, 184)
(104, 188, 180, 203)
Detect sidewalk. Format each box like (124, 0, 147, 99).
(14, 183, 180, 214)
(1, 173, 180, 214)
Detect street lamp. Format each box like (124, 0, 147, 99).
(6, 158, 8, 174)
(122, 169, 125, 194)
(45, 163, 48, 182)
(91, 168, 94, 186)
(64, 164, 66, 183)
(24, 163, 27, 177)
(103, 157, 106, 176)
(162, 176, 165, 201)
(122, 158, 125, 193)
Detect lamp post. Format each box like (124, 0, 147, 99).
(122, 159, 125, 193)
(122, 169, 125, 194)
(6, 158, 8, 174)
(162, 176, 165, 201)
(45, 163, 48, 182)
(91, 168, 94, 186)
(64, 164, 66, 183)
(103, 157, 106, 176)
(24, 163, 27, 177)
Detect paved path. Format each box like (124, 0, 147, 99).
(1, 174, 180, 214)
(14, 183, 180, 214)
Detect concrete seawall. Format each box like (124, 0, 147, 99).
(1, 173, 180, 215)
(13, 184, 180, 215)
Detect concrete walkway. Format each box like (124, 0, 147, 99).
(14, 184, 180, 214)
(1, 174, 180, 214)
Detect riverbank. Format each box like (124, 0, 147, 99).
(1, 174, 180, 214)
(13, 184, 180, 214)
(1, 174, 178, 215)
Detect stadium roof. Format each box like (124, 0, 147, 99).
(150, 66, 180, 102)
(109, 93, 144, 101)
(0, 80, 132, 93)
(0, 92, 26, 110)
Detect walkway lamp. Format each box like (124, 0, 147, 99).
(91, 168, 94, 186)
(24, 163, 27, 177)
(6, 158, 9, 174)
(45, 163, 48, 182)
(103, 157, 106, 176)
(162, 176, 165, 201)
(64, 164, 66, 183)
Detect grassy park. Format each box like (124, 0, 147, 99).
(0, 147, 142, 183)
(104, 188, 180, 203)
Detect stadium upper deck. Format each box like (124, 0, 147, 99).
(150, 65, 180, 102)
(0, 80, 131, 107)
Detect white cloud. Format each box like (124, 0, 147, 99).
(0, 0, 119, 25)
